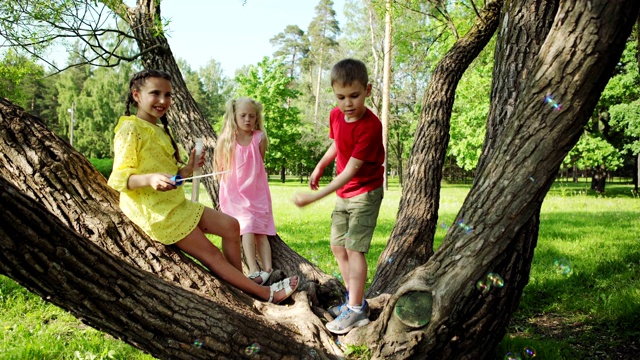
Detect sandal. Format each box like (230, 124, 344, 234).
(248, 270, 272, 285)
(268, 276, 299, 304)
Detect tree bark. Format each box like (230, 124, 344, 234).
(365, 1, 638, 358)
(591, 165, 607, 192)
(368, 0, 504, 297)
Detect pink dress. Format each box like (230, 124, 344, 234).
(219, 131, 276, 236)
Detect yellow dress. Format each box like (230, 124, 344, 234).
(108, 115, 204, 244)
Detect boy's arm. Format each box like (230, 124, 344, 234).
(295, 156, 363, 207)
(310, 142, 337, 190)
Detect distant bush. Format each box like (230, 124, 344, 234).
(90, 158, 113, 179)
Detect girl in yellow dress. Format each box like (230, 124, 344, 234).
(108, 69, 297, 304)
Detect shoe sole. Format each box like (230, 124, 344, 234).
(327, 318, 370, 335)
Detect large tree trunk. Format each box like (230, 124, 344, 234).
(0, 178, 332, 359)
(368, 0, 504, 296)
(364, 1, 637, 358)
(0, 97, 343, 357)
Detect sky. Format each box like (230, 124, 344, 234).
(158, 0, 347, 77)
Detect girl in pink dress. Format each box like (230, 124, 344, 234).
(215, 97, 276, 285)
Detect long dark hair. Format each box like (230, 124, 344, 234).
(125, 69, 182, 164)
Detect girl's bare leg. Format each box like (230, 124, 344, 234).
(255, 234, 272, 272)
(197, 207, 242, 271)
(175, 221, 298, 302)
(242, 233, 260, 274)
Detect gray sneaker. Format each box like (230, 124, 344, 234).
(327, 292, 349, 318)
(326, 302, 370, 334)
(328, 301, 348, 318)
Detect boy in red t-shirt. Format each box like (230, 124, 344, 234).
(294, 58, 384, 334)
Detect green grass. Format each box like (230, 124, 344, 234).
(1, 179, 639, 359)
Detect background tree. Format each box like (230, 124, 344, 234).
(0, 50, 58, 127)
(270, 24, 309, 79)
(235, 57, 304, 182)
(307, 0, 341, 123)
(73, 65, 133, 158)
(448, 40, 494, 175)
(198, 59, 233, 126)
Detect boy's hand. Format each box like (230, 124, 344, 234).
(309, 167, 323, 190)
(293, 192, 316, 207)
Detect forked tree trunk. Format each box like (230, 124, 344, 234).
(362, 1, 637, 358)
(368, 0, 504, 297)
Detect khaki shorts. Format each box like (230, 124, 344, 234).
(330, 187, 383, 253)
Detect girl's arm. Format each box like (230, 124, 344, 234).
(127, 173, 176, 191)
(259, 132, 267, 161)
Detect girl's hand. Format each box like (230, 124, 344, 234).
(194, 149, 206, 167)
(187, 148, 205, 170)
(293, 192, 316, 208)
(180, 148, 205, 177)
(149, 173, 177, 191)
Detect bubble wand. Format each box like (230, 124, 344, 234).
(170, 170, 230, 186)
(191, 138, 203, 203)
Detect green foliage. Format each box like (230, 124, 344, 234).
(599, 39, 640, 107)
(563, 132, 623, 171)
(73, 66, 132, 159)
(89, 158, 113, 179)
(198, 59, 233, 126)
(344, 343, 371, 359)
(449, 37, 495, 171)
(582, 34, 640, 177)
(610, 99, 640, 155)
(0, 50, 44, 106)
(178, 58, 232, 128)
(270, 24, 309, 79)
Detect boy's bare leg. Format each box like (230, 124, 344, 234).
(345, 249, 367, 306)
(331, 244, 351, 292)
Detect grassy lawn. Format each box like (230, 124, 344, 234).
(1, 178, 638, 359)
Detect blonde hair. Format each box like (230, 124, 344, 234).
(215, 97, 267, 179)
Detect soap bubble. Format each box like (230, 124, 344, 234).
(245, 342, 261, 355)
(523, 347, 536, 358)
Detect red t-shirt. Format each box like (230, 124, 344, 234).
(329, 107, 385, 198)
